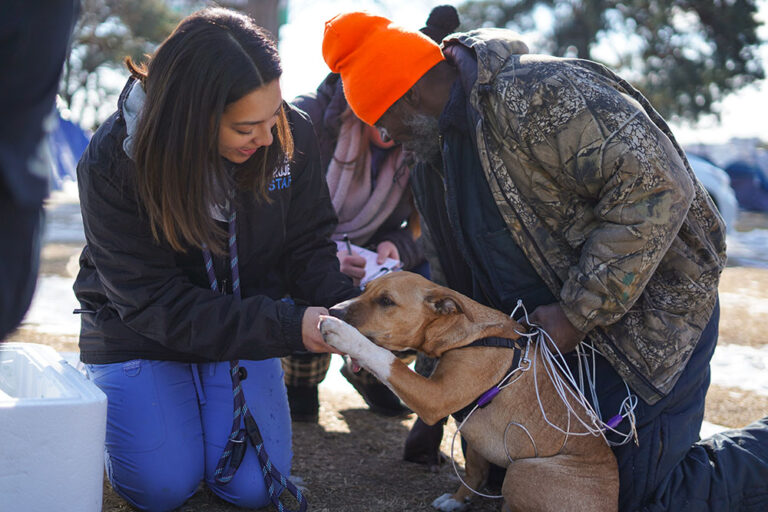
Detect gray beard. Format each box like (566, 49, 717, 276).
(401, 113, 441, 165)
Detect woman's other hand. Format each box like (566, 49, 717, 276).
(376, 241, 399, 264)
(336, 250, 367, 286)
(301, 306, 343, 354)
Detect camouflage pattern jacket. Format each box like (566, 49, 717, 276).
(442, 30, 727, 404)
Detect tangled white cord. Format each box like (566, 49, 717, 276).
(520, 300, 638, 446)
(448, 299, 638, 500)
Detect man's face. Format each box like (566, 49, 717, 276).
(376, 103, 441, 164)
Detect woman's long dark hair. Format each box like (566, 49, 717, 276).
(126, 7, 293, 254)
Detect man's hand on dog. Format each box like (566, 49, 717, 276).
(528, 302, 586, 354)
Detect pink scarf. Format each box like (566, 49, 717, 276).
(325, 113, 409, 246)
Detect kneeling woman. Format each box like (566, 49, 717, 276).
(74, 8, 357, 511)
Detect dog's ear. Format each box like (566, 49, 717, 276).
(426, 293, 474, 322)
(427, 296, 459, 315)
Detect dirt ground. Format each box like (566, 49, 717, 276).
(7, 215, 768, 512)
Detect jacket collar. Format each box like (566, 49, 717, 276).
(118, 77, 146, 161)
(442, 28, 529, 88)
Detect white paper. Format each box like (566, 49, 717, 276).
(335, 240, 401, 286)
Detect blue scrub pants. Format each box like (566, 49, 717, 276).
(86, 358, 292, 512)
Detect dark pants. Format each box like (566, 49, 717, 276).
(572, 300, 768, 511)
(0, 194, 44, 339)
(0, 0, 79, 339)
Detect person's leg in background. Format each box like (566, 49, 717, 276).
(404, 237, 447, 467)
(339, 353, 413, 417)
(282, 352, 331, 422)
(202, 359, 293, 508)
(403, 353, 447, 469)
(0, 0, 80, 340)
(646, 416, 768, 511)
(0, 194, 44, 339)
(86, 360, 205, 512)
(282, 351, 411, 421)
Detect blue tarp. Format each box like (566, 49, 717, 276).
(725, 161, 768, 212)
(47, 111, 89, 190)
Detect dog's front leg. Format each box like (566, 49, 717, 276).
(320, 316, 439, 420)
(432, 443, 490, 511)
(320, 317, 497, 425)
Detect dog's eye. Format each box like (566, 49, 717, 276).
(376, 295, 396, 307)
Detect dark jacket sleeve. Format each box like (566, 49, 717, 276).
(279, 106, 360, 306)
(76, 114, 312, 361)
(292, 72, 340, 129)
(292, 73, 347, 171)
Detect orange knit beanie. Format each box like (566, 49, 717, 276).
(322, 12, 445, 125)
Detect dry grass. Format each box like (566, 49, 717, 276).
(38, 243, 82, 277)
(4, 328, 79, 353)
(705, 385, 768, 429)
(718, 267, 768, 347)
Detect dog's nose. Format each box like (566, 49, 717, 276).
(329, 299, 351, 320)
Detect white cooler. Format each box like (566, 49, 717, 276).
(0, 342, 107, 512)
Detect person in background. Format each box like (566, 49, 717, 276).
(73, 8, 358, 511)
(0, 0, 80, 340)
(321, 11, 768, 511)
(283, 5, 460, 423)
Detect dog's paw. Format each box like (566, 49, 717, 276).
(319, 316, 371, 356)
(432, 493, 468, 512)
(319, 316, 395, 381)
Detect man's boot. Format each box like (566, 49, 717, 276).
(403, 417, 446, 471)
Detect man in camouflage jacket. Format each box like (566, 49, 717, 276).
(439, 29, 727, 406)
(322, 12, 768, 511)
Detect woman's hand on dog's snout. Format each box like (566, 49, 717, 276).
(527, 303, 586, 354)
(302, 307, 344, 354)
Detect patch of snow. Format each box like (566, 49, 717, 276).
(47, 179, 80, 205)
(719, 292, 768, 315)
(710, 343, 768, 395)
(727, 229, 768, 269)
(20, 275, 80, 336)
(43, 202, 84, 244)
(700, 421, 729, 438)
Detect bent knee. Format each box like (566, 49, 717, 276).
(208, 477, 274, 509)
(108, 459, 202, 512)
(112, 476, 200, 512)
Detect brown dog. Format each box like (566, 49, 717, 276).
(320, 271, 618, 512)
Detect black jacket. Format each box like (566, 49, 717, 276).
(74, 79, 358, 364)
